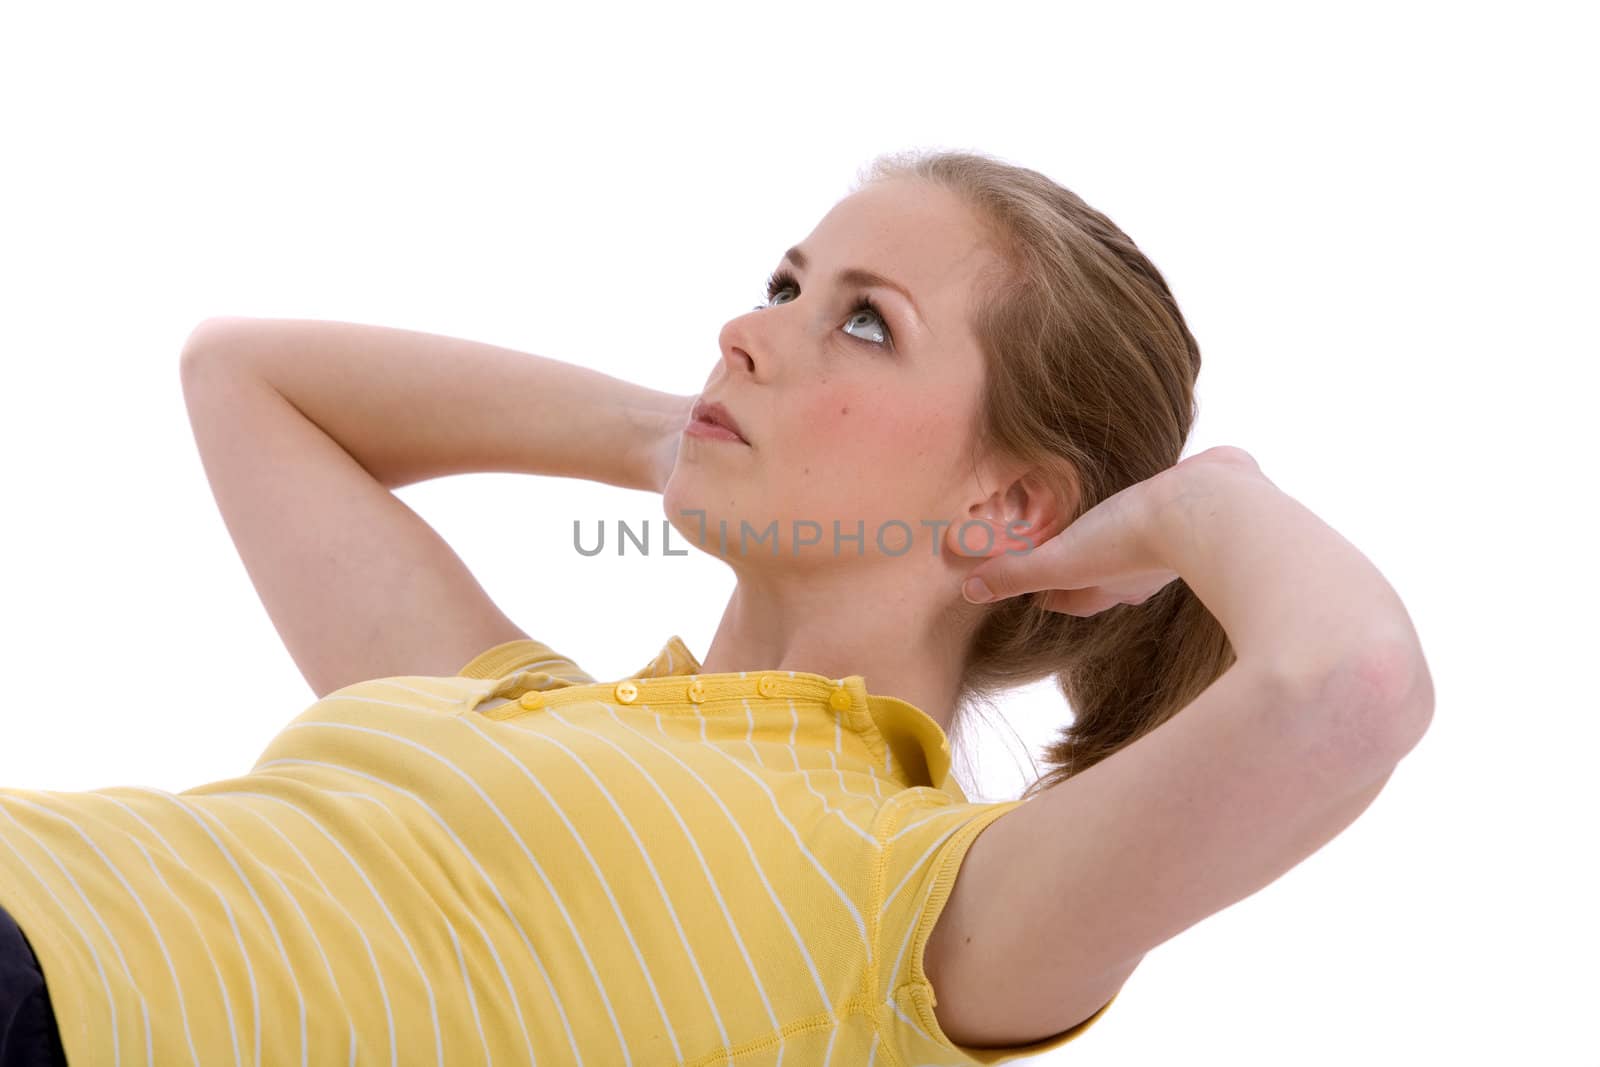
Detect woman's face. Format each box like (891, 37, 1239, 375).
(665, 177, 1007, 571)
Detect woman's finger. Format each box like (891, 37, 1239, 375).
(962, 488, 1134, 602)
(1040, 588, 1115, 616)
(962, 466, 1176, 605)
(1042, 581, 1166, 617)
(962, 531, 1078, 602)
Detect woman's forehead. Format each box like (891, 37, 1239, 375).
(806, 184, 999, 337)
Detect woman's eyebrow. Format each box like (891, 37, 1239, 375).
(782, 245, 928, 333)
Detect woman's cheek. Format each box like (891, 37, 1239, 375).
(795, 392, 933, 484)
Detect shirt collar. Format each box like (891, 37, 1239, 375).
(630, 635, 962, 799)
(628, 634, 703, 680)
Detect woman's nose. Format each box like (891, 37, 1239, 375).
(717, 316, 762, 378)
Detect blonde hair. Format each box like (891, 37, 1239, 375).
(854, 148, 1236, 800)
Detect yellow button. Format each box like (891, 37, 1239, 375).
(518, 691, 545, 710)
(614, 680, 639, 704)
(687, 678, 706, 703)
(757, 675, 779, 697)
(828, 687, 852, 711)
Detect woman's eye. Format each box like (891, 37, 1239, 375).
(758, 272, 892, 348)
(841, 306, 888, 346)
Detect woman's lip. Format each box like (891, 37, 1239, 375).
(685, 417, 749, 444)
(689, 399, 750, 443)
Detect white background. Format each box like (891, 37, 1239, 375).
(1, 2, 1593, 1062)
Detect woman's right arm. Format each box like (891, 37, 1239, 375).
(182, 316, 694, 491)
(178, 316, 694, 696)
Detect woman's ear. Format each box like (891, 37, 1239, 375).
(946, 468, 1067, 561)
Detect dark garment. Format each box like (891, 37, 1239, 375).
(0, 901, 69, 1066)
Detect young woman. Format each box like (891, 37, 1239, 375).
(0, 149, 1432, 1065)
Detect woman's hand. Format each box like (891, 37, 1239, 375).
(960, 446, 1265, 616)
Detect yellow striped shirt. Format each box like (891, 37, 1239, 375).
(0, 634, 1115, 1065)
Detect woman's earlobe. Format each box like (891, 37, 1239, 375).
(943, 513, 1027, 560)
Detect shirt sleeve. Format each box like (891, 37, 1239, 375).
(454, 637, 596, 684)
(870, 789, 1119, 1064)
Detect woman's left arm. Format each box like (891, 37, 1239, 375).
(1144, 452, 1434, 750)
(967, 446, 1434, 752)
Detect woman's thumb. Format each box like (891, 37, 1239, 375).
(961, 529, 1063, 603)
(961, 573, 999, 604)
(962, 555, 1026, 604)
